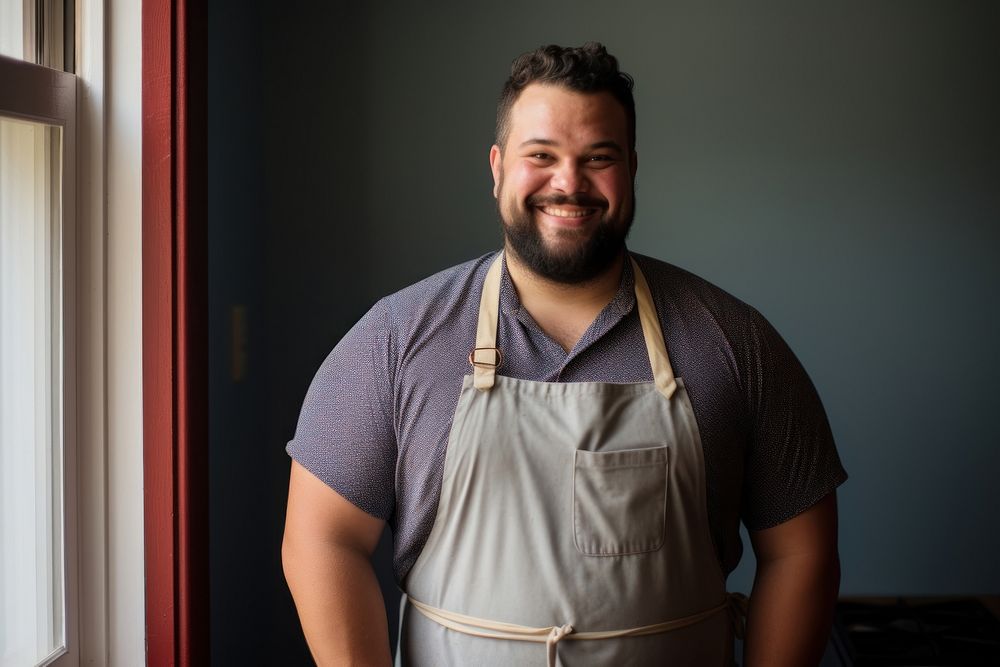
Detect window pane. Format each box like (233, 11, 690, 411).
(0, 0, 26, 61)
(0, 0, 66, 69)
(0, 115, 64, 667)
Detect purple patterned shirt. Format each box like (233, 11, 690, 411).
(287, 250, 847, 582)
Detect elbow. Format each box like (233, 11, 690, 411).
(827, 550, 842, 602)
(281, 527, 303, 589)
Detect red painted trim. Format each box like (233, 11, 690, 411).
(142, 0, 176, 662)
(142, 0, 208, 664)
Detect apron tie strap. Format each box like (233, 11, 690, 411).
(545, 623, 575, 667)
(726, 592, 749, 640)
(407, 594, 736, 667)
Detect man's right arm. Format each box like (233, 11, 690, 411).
(282, 460, 392, 666)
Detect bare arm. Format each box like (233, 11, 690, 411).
(744, 491, 841, 667)
(282, 460, 392, 666)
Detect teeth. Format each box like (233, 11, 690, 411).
(540, 206, 595, 218)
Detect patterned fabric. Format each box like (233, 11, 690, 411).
(286, 250, 847, 582)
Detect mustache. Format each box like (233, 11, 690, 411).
(525, 194, 607, 209)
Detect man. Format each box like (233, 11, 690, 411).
(283, 43, 846, 666)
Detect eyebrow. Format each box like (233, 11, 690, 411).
(518, 138, 624, 153)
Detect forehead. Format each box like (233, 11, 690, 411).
(507, 83, 628, 147)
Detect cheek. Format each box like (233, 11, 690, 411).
(595, 171, 632, 207)
(506, 164, 549, 197)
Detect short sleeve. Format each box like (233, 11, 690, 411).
(741, 308, 847, 530)
(286, 298, 397, 521)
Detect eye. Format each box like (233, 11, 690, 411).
(529, 152, 553, 161)
(586, 154, 616, 168)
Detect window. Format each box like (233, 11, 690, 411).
(0, 5, 77, 664)
(0, 115, 66, 667)
(3, 0, 144, 662)
(0, 0, 71, 70)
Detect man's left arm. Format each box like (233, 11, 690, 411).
(743, 490, 841, 667)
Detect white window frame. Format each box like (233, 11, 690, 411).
(0, 52, 78, 667)
(75, 0, 145, 664)
(1, 0, 144, 663)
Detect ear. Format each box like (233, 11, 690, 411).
(489, 144, 502, 199)
(630, 150, 638, 178)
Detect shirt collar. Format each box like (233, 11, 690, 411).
(498, 250, 637, 355)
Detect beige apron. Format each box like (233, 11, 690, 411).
(398, 253, 745, 666)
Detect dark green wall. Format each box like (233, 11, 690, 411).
(209, 1, 1000, 662)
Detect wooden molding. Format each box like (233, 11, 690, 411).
(142, 0, 208, 664)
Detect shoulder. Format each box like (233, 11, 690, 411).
(370, 252, 499, 388)
(320, 251, 498, 380)
(628, 251, 794, 408)
(630, 252, 751, 310)
(343, 252, 497, 350)
(380, 252, 498, 328)
(629, 251, 762, 336)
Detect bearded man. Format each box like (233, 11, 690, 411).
(282, 42, 847, 667)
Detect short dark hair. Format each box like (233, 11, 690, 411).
(495, 42, 636, 151)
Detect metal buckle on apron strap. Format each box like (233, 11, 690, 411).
(468, 347, 502, 369)
(408, 593, 748, 667)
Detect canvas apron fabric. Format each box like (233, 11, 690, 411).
(397, 253, 743, 666)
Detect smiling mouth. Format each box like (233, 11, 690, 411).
(538, 206, 597, 218)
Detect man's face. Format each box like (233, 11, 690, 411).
(490, 83, 637, 284)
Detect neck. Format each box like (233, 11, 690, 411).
(503, 244, 626, 351)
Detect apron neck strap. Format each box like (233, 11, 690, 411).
(472, 252, 677, 399)
(630, 256, 678, 399)
(471, 254, 505, 390)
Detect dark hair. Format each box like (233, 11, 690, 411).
(495, 42, 636, 151)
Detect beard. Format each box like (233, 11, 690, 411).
(498, 189, 635, 284)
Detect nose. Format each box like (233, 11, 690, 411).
(549, 159, 589, 194)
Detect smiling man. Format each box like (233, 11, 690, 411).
(493, 82, 635, 287)
(282, 43, 847, 666)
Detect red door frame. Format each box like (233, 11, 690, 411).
(142, 0, 208, 664)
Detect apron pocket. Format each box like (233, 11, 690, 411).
(573, 446, 668, 556)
